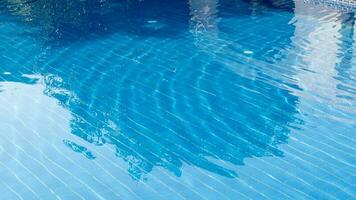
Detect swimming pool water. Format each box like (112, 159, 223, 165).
(0, 0, 355, 199)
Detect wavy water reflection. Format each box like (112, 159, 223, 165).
(0, 0, 355, 199)
(0, 0, 304, 180)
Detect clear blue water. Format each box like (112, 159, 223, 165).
(0, 0, 355, 199)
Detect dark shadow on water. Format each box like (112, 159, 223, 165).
(0, 0, 305, 180)
(40, 57, 300, 179)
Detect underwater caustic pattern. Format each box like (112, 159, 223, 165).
(0, 0, 355, 199)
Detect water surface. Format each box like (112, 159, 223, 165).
(0, 0, 355, 199)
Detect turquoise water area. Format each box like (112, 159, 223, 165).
(0, 0, 355, 199)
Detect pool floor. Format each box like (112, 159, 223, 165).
(0, 0, 355, 199)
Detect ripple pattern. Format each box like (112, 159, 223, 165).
(0, 0, 355, 199)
